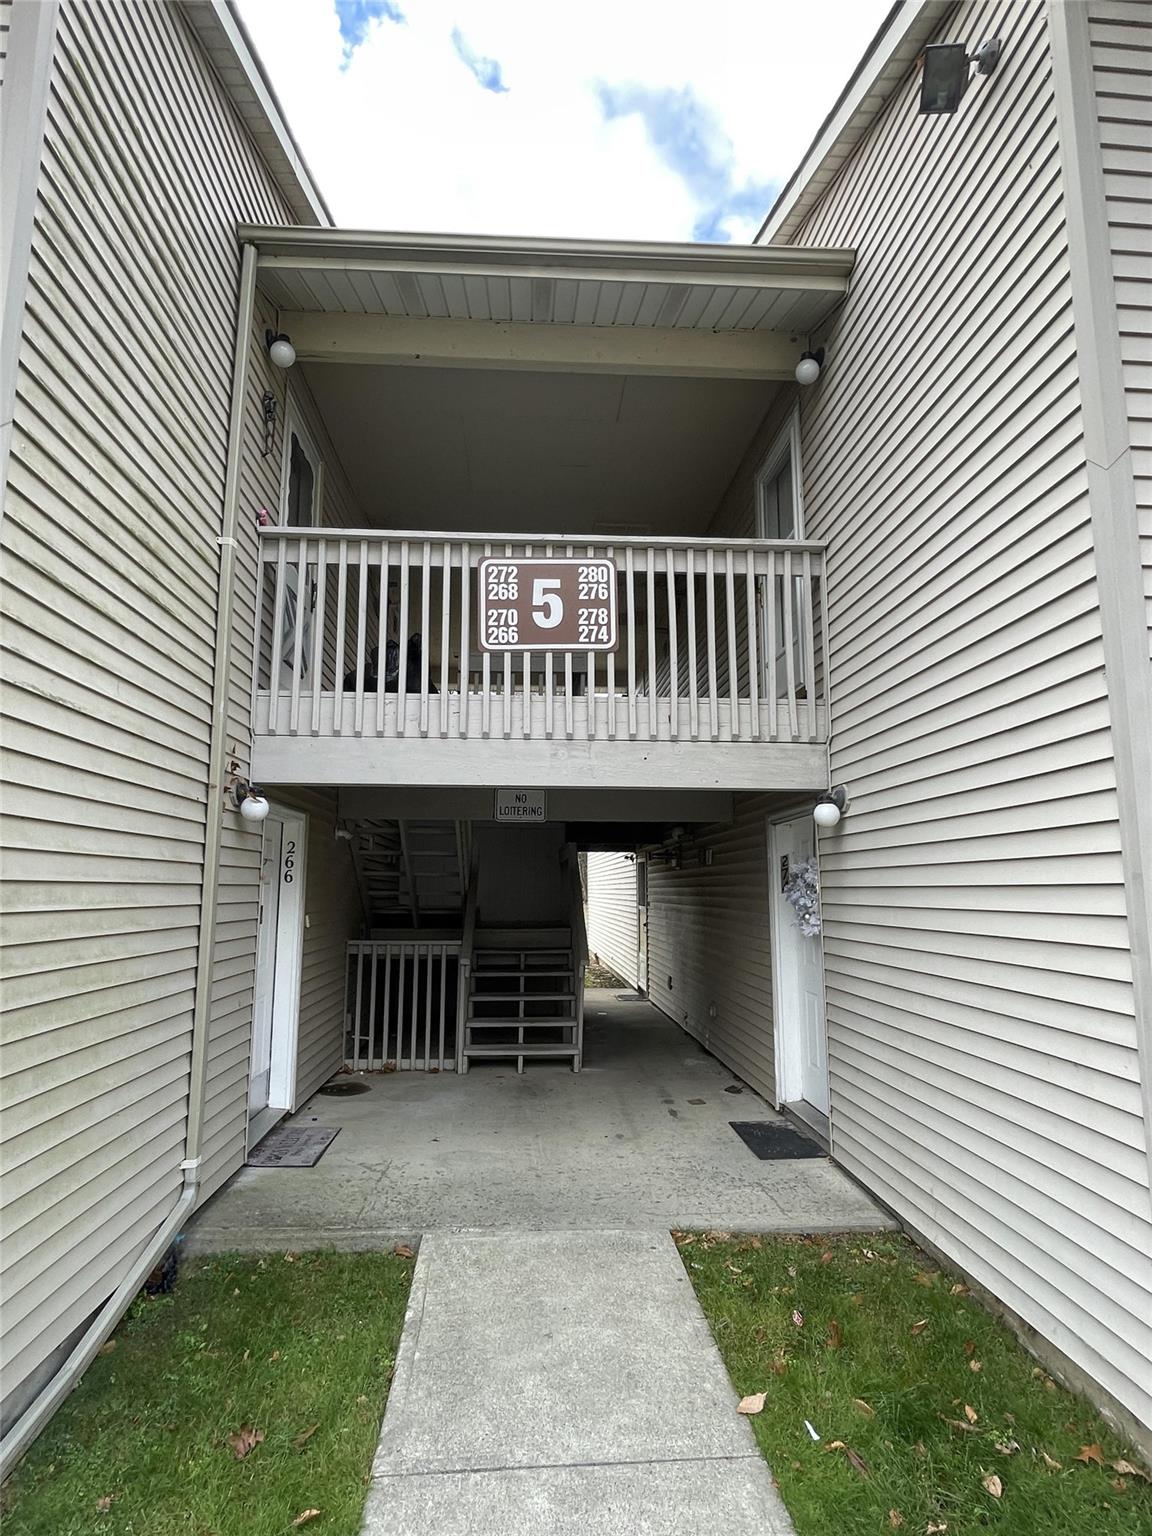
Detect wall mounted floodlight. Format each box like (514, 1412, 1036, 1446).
(813, 785, 849, 830)
(795, 348, 824, 386)
(265, 329, 296, 369)
(232, 782, 271, 822)
(919, 38, 1002, 115)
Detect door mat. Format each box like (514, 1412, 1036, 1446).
(614, 992, 643, 1002)
(247, 1126, 340, 1168)
(318, 1080, 371, 1096)
(729, 1121, 824, 1160)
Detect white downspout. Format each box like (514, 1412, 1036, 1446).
(0, 242, 261, 1478)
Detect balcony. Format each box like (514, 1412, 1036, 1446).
(251, 528, 829, 789)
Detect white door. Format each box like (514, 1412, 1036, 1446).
(249, 818, 284, 1116)
(248, 809, 307, 1138)
(636, 856, 649, 994)
(770, 815, 829, 1117)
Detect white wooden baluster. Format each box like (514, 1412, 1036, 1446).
(398, 944, 410, 1070)
(440, 542, 451, 736)
(724, 547, 739, 742)
(367, 942, 379, 1071)
(686, 546, 699, 741)
(382, 947, 393, 1064)
(666, 548, 679, 741)
(311, 537, 328, 737)
(334, 541, 349, 736)
(606, 547, 617, 740)
(564, 543, 574, 739)
(744, 549, 760, 740)
(625, 546, 637, 739)
(418, 541, 431, 736)
(646, 549, 658, 740)
(268, 539, 288, 735)
(765, 548, 778, 741)
(458, 542, 470, 739)
(352, 944, 365, 1073)
(437, 945, 448, 1072)
(705, 547, 719, 741)
(801, 551, 817, 741)
(289, 535, 308, 735)
(504, 542, 514, 739)
(782, 547, 799, 740)
(354, 537, 369, 736)
(397, 540, 410, 737)
(376, 540, 389, 737)
(585, 544, 596, 742)
(481, 542, 492, 738)
(544, 542, 554, 739)
(423, 946, 433, 1070)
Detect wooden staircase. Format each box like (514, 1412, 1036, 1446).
(459, 928, 583, 1073)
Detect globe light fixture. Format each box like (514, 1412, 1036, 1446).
(813, 785, 849, 829)
(795, 348, 824, 386)
(232, 783, 271, 822)
(265, 329, 296, 369)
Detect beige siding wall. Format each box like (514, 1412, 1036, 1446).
(1089, 0, 1152, 658)
(646, 796, 778, 1103)
(0, 2, 291, 1417)
(585, 852, 639, 988)
(779, 0, 1151, 1430)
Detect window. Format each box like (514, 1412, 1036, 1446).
(754, 408, 804, 541)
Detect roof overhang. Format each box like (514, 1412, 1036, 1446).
(240, 227, 856, 381)
(182, 2, 331, 226)
(757, 0, 954, 245)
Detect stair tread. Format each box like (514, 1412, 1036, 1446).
(463, 1043, 580, 1058)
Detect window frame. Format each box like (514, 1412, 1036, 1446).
(278, 397, 325, 528)
(754, 405, 805, 541)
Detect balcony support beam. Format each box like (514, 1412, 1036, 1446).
(279, 311, 805, 380)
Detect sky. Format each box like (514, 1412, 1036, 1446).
(236, 0, 890, 244)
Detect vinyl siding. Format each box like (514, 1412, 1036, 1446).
(647, 795, 778, 1103)
(778, 0, 1151, 1429)
(200, 312, 367, 1197)
(585, 852, 639, 988)
(1089, 0, 1152, 659)
(0, 0, 10, 91)
(0, 1, 291, 1418)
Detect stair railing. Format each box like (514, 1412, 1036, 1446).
(455, 840, 482, 1072)
(565, 850, 588, 1071)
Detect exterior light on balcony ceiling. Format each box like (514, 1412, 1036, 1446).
(265, 329, 296, 369)
(813, 785, 849, 829)
(919, 37, 1002, 116)
(232, 783, 271, 822)
(795, 348, 824, 386)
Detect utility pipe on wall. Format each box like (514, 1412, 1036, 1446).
(0, 243, 261, 1478)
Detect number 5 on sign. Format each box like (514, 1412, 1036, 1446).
(532, 579, 563, 629)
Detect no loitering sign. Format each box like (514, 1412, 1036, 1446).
(494, 789, 548, 823)
(478, 557, 618, 652)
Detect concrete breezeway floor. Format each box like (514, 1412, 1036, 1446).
(187, 992, 891, 1250)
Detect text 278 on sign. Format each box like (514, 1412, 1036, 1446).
(478, 558, 618, 653)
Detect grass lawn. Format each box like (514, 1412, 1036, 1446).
(681, 1231, 1152, 1536)
(1, 1249, 413, 1536)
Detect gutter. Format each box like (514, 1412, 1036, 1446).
(0, 243, 261, 1479)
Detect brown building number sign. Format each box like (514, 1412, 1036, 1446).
(478, 558, 619, 652)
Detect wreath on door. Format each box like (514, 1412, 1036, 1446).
(783, 856, 822, 937)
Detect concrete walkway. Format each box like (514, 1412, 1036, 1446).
(188, 994, 890, 1251)
(361, 1230, 795, 1535)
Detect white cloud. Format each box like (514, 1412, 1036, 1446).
(236, 0, 889, 242)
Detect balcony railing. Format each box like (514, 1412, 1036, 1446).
(254, 529, 828, 747)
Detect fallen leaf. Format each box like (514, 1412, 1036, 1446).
(227, 1424, 265, 1460)
(725, 1263, 743, 1274)
(673, 1232, 695, 1247)
(939, 1416, 979, 1435)
(787, 1265, 797, 1278)
(1111, 1478, 1129, 1493)
(963, 1339, 976, 1357)
(950, 1283, 970, 1296)
(821, 1251, 834, 1264)
(292, 1511, 321, 1527)
(1076, 1444, 1105, 1466)
(737, 1392, 766, 1415)
(982, 1472, 1003, 1498)
(910, 1319, 929, 1336)
(889, 1511, 905, 1529)
(284, 1252, 297, 1262)
(268, 1350, 281, 1362)
(1113, 1459, 1152, 1481)
(96, 1494, 117, 1512)
(853, 1399, 875, 1418)
(969, 1360, 983, 1372)
(915, 1272, 934, 1288)
(995, 1440, 1020, 1456)
(927, 1524, 948, 1534)
(826, 1440, 846, 1450)
(792, 1310, 804, 1328)
(394, 1244, 416, 1259)
(1040, 1451, 1063, 1471)
(98, 1341, 117, 1356)
(913, 1441, 928, 1458)
(294, 1423, 320, 1452)
(963, 1404, 979, 1424)
(827, 1319, 843, 1350)
(845, 1446, 871, 1478)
